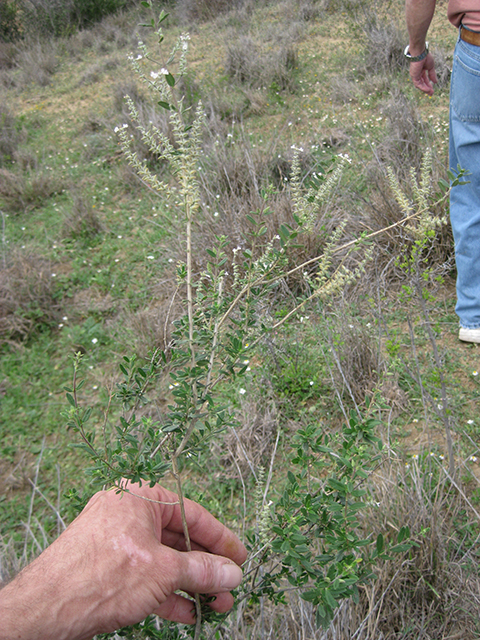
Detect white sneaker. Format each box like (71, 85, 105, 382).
(459, 327, 480, 343)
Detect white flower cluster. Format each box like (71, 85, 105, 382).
(180, 33, 190, 51)
(150, 68, 169, 79)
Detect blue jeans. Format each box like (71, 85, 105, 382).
(450, 31, 480, 328)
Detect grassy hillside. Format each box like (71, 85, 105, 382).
(1, 1, 480, 638)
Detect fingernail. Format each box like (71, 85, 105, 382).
(221, 563, 243, 590)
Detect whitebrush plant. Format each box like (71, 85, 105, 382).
(63, 6, 461, 639)
(386, 151, 468, 479)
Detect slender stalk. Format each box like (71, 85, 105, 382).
(171, 455, 202, 638)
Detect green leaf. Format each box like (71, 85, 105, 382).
(141, 1, 150, 7)
(376, 533, 384, 554)
(398, 525, 410, 543)
(157, 101, 171, 110)
(301, 589, 319, 603)
(165, 73, 175, 87)
(278, 224, 290, 243)
(324, 589, 338, 609)
(66, 393, 75, 408)
(158, 10, 169, 23)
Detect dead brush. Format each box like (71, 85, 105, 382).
(329, 75, 359, 105)
(195, 130, 354, 300)
(90, 14, 130, 54)
(341, 0, 406, 74)
(0, 537, 21, 587)
(348, 159, 453, 290)
(123, 269, 185, 358)
(218, 399, 280, 478)
(321, 310, 384, 408)
(348, 456, 480, 640)
(431, 45, 451, 89)
(195, 126, 277, 252)
(360, 19, 405, 74)
(345, 96, 453, 288)
(176, 0, 258, 22)
(0, 249, 61, 344)
(16, 39, 59, 87)
(353, 180, 454, 290)
(0, 41, 17, 70)
(225, 35, 298, 91)
(62, 193, 105, 241)
(0, 167, 63, 213)
(1, 443, 66, 587)
(205, 456, 480, 640)
(376, 90, 431, 180)
(0, 102, 25, 167)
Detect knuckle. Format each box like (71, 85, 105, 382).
(197, 554, 218, 591)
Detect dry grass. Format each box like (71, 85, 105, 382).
(0, 249, 61, 344)
(124, 271, 184, 358)
(176, 0, 264, 23)
(323, 312, 384, 406)
(0, 42, 17, 70)
(346, 458, 480, 640)
(0, 103, 24, 167)
(376, 90, 431, 179)
(203, 456, 480, 640)
(17, 40, 59, 87)
(0, 168, 63, 213)
(0, 536, 22, 587)
(225, 34, 299, 92)
(62, 192, 105, 240)
(219, 400, 280, 478)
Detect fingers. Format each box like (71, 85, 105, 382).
(175, 550, 244, 594)
(152, 549, 243, 624)
(412, 71, 434, 95)
(129, 483, 247, 565)
(428, 65, 438, 85)
(172, 499, 247, 566)
(153, 591, 235, 624)
(409, 54, 437, 96)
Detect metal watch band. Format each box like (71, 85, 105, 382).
(404, 42, 429, 62)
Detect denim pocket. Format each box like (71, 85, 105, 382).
(452, 53, 480, 122)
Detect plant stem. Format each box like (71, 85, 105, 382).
(171, 455, 202, 638)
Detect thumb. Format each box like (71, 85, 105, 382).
(176, 550, 244, 594)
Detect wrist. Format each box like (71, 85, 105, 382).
(0, 552, 94, 640)
(404, 42, 429, 61)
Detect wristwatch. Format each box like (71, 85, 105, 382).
(404, 42, 429, 62)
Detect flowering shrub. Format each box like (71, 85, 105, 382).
(64, 6, 463, 638)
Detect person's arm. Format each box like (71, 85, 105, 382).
(405, 0, 438, 95)
(0, 483, 247, 640)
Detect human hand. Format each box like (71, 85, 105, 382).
(409, 53, 437, 95)
(0, 482, 247, 640)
